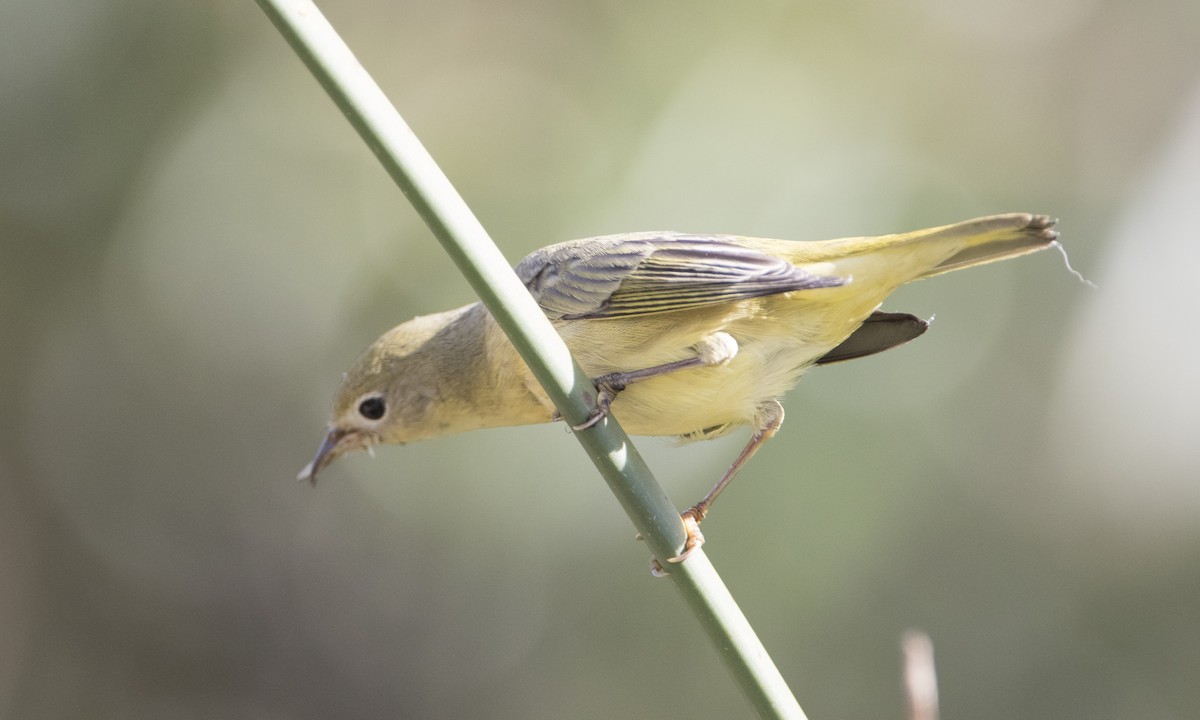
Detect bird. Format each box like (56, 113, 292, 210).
(299, 213, 1058, 562)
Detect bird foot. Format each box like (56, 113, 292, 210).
(648, 508, 708, 576)
(667, 510, 706, 564)
(562, 377, 625, 430)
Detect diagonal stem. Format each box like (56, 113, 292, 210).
(253, 2, 808, 717)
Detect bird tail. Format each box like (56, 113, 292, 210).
(788, 213, 1059, 292)
(910, 213, 1058, 279)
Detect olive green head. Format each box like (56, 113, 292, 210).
(297, 310, 462, 484)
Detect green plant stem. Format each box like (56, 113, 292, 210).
(254, 2, 807, 717)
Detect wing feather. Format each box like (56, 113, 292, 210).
(516, 233, 845, 320)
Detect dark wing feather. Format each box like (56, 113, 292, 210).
(516, 233, 845, 320)
(815, 311, 928, 364)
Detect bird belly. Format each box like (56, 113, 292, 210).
(561, 293, 887, 438)
(611, 338, 819, 438)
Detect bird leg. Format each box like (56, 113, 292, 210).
(667, 399, 784, 564)
(571, 357, 703, 429)
(569, 332, 738, 430)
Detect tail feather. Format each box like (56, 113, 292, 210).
(917, 213, 1058, 279)
(815, 311, 928, 364)
(785, 213, 1058, 286)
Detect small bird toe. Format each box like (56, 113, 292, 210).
(666, 513, 706, 564)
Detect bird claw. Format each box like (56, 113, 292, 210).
(571, 406, 607, 431)
(667, 512, 706, 564)
(567, 379, 623, 431)
(549, 394, 608, 428)
(648, 511, 707, 576)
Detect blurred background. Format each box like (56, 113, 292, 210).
(2, 0, 1198, 718)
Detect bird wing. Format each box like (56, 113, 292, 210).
(814, 311, 928, 364)
(516, 233, 845, 320)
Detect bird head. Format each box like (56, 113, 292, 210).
(297, 312, 458, 484)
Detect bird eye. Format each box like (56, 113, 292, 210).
(358, 396, 386, 420)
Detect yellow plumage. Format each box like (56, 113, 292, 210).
(300, 213, 1058, 555)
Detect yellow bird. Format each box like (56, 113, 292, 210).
(300, 213, 1057, 561)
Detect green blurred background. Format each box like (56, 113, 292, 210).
(3, 0, 1198, 718)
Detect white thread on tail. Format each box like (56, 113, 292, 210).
(1051, 241, 1097, 288)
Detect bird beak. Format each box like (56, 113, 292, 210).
(297, 427, 348, 486)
